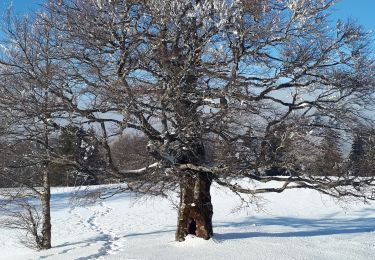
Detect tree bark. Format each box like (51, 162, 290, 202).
(175, 171, 213, 241)
(40, 169, 51, 249)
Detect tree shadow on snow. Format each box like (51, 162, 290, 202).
(214, 209, 375, 241)
(67, 229, 175, 260)
(38, 238, 103, 259)
(124, 228, 175, 238)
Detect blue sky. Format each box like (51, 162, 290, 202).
(1, 0, 374, 29)
(332, 0, 375, 32)
(0, 0, 374, 37)
(0, 0, 41, 15)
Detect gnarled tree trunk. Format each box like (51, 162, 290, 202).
(175, 171, 213, 241)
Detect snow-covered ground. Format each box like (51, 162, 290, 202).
(1, 183, 375, 260)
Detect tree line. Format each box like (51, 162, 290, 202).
(1, 125, 374, 188)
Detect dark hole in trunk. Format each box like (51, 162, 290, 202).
(188, 218, 197, 235)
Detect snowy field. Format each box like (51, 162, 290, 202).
(1, 183, 375, 260)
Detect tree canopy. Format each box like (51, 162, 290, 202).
(1, 0, 375, 243)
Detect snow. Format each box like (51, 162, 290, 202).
(1, 184, 375, 260)
(119, 162, 159, 174)
(203, 98, 218, 104)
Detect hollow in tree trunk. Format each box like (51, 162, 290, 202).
(175, 172, 213, 241)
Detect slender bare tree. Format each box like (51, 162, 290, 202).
(0, 10, 73, 249)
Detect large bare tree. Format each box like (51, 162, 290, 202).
(5, 0, 375, 243)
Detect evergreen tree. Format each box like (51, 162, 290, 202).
(77, 128, 107, 185)
(260, 123, 292, 176)
(348, 132, 366, 176)
(314, 129, 343, 176)
(50, 126, 107, 186)
(364, 130, 375, 176)
(348, 128, 375, 176)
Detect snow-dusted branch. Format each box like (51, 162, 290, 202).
(118, 162, 160, 175)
